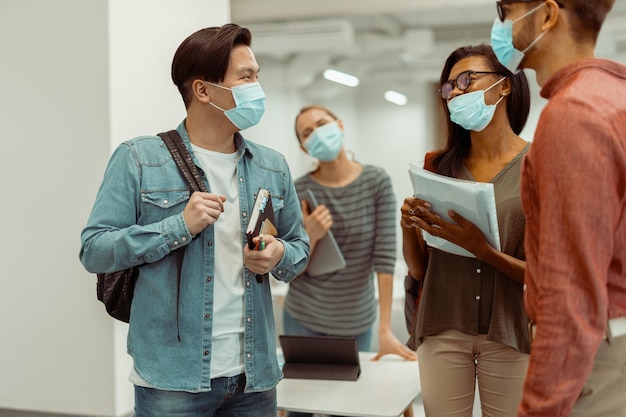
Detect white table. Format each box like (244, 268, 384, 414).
(276, 352, 420, 417)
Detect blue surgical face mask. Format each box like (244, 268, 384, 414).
(206, 81, 266, 130)
(447, 77, 506, 132)
(491, 2, 549, 73)
(304, 122, 344, 162)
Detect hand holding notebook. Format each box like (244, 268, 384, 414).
(246, 189, 277, 281)
(297, 189, 347, 276)
(408, 164, 501, 258)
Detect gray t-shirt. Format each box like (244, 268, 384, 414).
(409, 144, 531, 354)
(284, 164, 397, 335)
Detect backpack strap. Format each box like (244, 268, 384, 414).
(156, 129, 208, 342)
(158, 130, 208, 193)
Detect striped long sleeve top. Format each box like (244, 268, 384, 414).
(284, 164, 397, 335)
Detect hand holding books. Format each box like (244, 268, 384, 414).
(245, 189, 280, 282)
(252, 219, 278, 251)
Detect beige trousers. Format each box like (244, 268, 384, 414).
(569, 334, 626, 417)
(417, 330, 529, 417)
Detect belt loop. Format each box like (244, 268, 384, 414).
(528, 320, 535, 344)
(606, 319, 614, 345)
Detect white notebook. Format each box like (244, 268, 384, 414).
(408, 164, 501, 258)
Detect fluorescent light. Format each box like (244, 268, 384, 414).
(323, 69, 360, 87)
(384, 90, 408, 106)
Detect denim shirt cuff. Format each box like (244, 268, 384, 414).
(272, 239, 298, 283)
(162, 212, 194, 250)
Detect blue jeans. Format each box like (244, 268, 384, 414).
(282, 310, 373, 417)
(134, 374, 276, 417)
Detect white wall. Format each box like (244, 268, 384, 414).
(0, 1, 228, 416)
(0, 1, 113, 415)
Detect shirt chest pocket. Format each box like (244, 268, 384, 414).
(140, 189, 190, 224)
(269, 193, 285, 226)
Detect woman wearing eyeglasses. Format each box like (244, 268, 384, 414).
(401, 44, 531, 417)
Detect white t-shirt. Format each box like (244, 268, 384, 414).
(192, 144, 245, 379)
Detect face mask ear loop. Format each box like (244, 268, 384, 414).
(208, 101, 228, 112)
(204, 81, 232, 91)
(484, 77, 507, 107)
(522, 29, 548, 54)
(512, 2, 547, 24)
(484, 76, 507, 94)
(204, 81, 233, 112)
(510, 2, 549, 54)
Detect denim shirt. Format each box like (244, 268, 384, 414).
(80, 121, 310, 392)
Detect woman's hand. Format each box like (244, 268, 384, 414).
(403, 197, 526, 283)
(301, 200, 333, 244)
(400, 197, 432, 229)
(410, 206, 491, 259)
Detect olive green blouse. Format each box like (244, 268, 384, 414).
(408, 143, 531, 354)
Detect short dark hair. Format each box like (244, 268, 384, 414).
(559, 0, 615, 43)
(171, 23, 252, 107)
(434, 44, 531, 178)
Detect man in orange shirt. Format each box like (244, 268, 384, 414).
(490, 1, 626, 416)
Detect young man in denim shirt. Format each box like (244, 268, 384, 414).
(80, 24, 310, 417)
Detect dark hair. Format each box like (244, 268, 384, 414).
(171, 24, 252, 108)
(433, 44, 530, 178)
(559, 0, 615, 43)
(294, 104, 339, 142)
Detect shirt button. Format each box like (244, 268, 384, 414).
(173, 240, 179, 246)
(163, 199, 169, 205)
(242, 212, 247, 218)
(181, 236, 187, 242)
(205, 313, 211, 319)
(207, 277, 212, 282)
(247, 317, 252, 322)
(204, 350, 209, 356)
(239, 177, 244, 183)
(476, 268, 481, 274)
(246, 281, 251, 287)
(476, 296, 481, 300)
(207, 241, 213, 246)
(246, 353, 251, 359)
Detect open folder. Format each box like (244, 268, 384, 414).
(279, 335, 361, 381)
(408, 164, 501, 258)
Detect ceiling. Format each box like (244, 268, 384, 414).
(231, 0, 626, 93)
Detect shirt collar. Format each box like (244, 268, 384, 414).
(177, 120, 254, 159)
(540, 58, 624, 100)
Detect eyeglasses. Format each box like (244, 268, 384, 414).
(438, 71, 501, 100)
(496, 0, 564, 22)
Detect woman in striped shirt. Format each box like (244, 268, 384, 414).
(283, 105, 417, 385)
